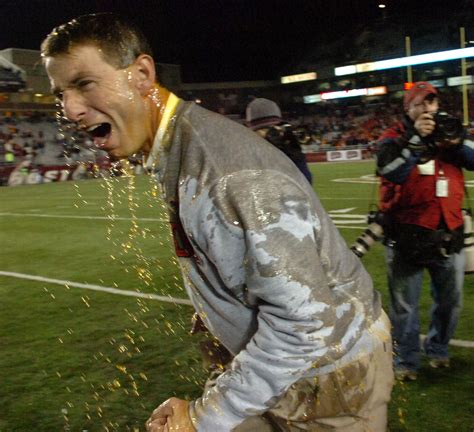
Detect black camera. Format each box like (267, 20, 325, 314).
(264, 124, 311, 147)
(350, 211, 385, 258)
(432, 111, 464, 142)
(292, 126, 313, 146)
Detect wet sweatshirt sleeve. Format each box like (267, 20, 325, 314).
(188, 170, 340, 431)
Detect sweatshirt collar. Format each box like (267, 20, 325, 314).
(144, 92, 180, 172)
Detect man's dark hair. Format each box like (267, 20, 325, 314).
(41, 13, 153, 69)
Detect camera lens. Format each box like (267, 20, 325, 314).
(350, 223, 384, 258)
(433, 111, 464, 140)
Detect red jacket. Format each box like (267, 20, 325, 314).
(377, 120, 470, 231)
(381, 162, 464, 230)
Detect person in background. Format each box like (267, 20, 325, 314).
(376, 82, 474, 381)
(246, 98, 313, 184)
(42, 13, 393, 431)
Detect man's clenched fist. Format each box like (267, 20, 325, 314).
(146, 397, 196, 432)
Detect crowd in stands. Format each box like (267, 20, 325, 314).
(201, 89, 473, 153)
(288, 102, 403, 153)
(0, 111, 101, 166)
(0, 89, 473, 184)
(0, 111, 112, 185)
(1, 111, 52, 164)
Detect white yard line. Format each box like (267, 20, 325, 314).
(1, 270, 473, 348)
(0, 270, 192, 306)
(0, 211, 367, 229)
(0, 212, 166, 222)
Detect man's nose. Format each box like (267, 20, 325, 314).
(62, 91, 87, 122)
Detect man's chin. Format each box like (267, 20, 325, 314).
(102, 139, 144, 161)
(104, 144, 132, 161)
(107, 149, 130, 161)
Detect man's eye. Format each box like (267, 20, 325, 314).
(78, 80, 94, 89)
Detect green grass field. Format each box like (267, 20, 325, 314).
(1, 161, 473, 431)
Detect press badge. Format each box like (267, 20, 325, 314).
(436, 177, 449, 197)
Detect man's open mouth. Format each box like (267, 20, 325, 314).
(86, 122, 112, 147)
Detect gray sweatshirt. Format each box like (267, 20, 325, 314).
(153, 101, 383, 431)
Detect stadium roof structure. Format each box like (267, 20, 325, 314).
(0, 54, 25, 92)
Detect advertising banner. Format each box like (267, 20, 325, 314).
(326, 149, 362, 162)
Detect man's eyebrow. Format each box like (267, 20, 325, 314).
(51, 73, 92, 97)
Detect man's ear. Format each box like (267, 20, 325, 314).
(133, 54, 156, 95)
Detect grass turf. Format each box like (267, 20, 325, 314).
(1, 161, 473, 431)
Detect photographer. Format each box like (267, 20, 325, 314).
(376, 82, 474, 381)
(246, 98, 313, 184)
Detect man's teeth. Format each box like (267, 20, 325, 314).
(87, 124, 101, 133)
(85, 123, 111, 139)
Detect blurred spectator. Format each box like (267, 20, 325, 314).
(4, 151, 15, 163)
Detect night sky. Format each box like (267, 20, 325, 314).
(0, 0, 471, 83)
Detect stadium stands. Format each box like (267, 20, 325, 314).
(0, 5, 473, 187)
(1, 83, 473, 186)
(0, 111, 109, 185)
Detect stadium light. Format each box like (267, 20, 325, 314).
(448, 75, 473, 86)
(304, 86, 387, 103)
(303, 94, 322, 104)
(322, 89, 366, 100)
(335, 47, 474, 76)
(405, 80, 445, 90)
(281, 72, 317, 84)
